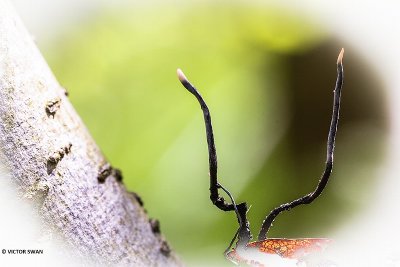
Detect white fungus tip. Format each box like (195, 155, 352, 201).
(337, 48, 344, 64)
(177, 68, 188, 83)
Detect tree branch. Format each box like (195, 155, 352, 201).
(0, 1, 181, 265)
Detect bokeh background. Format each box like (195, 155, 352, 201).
(7, 0, 400, 266)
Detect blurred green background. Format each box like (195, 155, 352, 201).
(44, 3, 387, 266)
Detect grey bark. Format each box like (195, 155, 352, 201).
(0, 1, 181, 266)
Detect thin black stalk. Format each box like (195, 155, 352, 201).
(257, 49, 345, 241)
(177, 69, 236, 211)
(219, 183, 251, 252)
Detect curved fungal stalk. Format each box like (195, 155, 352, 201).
(177, 68, 252, 252)
(257, 48, 345, 241)
(177, 69, 238, 212)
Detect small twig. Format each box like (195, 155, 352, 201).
(257, 48, 345, 241)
